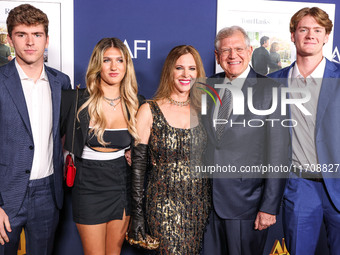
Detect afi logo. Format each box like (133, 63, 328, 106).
(270, 238, 290, 255)
(124, 39, 151, 59)
(332, 46, 340, 63)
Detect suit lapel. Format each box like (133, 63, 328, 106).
(315, 59, 338, 134)
(3, 61, 32, 136)
(282, 63, 294, 87)
(205, 95, 217, 141)
(46, 66, 62, 139)
(203, 73, 225, 143)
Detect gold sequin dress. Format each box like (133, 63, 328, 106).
(146, 101, 211, 255)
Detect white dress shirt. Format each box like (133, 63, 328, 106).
(16, 60, 54, 180)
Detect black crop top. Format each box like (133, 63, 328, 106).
(86, 129, 132, 149)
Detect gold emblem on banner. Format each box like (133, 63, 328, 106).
(17, 228, 26, 255)
(270, 238, 290, 255)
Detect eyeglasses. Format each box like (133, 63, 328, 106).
(218, 47, 247, 56)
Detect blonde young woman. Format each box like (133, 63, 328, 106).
(61, 38, 143, 254)
(128, 45, 211, 254)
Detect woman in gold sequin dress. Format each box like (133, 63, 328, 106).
(128, 45, 211, 254)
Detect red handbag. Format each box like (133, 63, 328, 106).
(65, 153, 76, 187)
(64, 86, 79, 187)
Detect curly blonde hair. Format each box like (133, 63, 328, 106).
(78, 38, 139, 146)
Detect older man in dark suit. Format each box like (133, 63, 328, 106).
(202, 26, 289, 255)
(0, 4, 71, 254)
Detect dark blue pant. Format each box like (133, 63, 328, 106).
(202, 209, 268, 255)
(283, 176, 340, 255)
(0, 175, 59, 255)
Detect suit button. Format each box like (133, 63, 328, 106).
(29, 145, 34, 150)
(25, 170, 31, 174)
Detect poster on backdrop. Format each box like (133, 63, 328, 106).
(216, 0, 336, 73)
(0, 0, 61, 70)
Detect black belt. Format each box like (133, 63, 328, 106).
(291, 166, 323, 182)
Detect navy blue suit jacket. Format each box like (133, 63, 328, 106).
(203, 68, 290, 219)
(269, 59, 340, 211)
(0, 60, 71, 219)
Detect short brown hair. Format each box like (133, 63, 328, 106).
(290, 7, 333, 34)
(7, 4, 49, 38)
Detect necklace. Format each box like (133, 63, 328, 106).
(168, 97, 190, 107)
(103, 95, 121, 110)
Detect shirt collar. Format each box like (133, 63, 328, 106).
(15, 59, 48, 81)
(224, 65, 250, 89)
(291, 57, 326, 80)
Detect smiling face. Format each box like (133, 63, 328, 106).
(215, 30, 253, 80)
(172, 53, 197, 94)
(100, 47, 126, 87)
(7, 24, 48, 67)
(291, 15, 329, 58)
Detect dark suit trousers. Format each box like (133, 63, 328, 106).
(202, 209, 268, 255)
(0, 175, 59, 255)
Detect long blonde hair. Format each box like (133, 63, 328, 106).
(78, 38, 139, 146)
(153, 45, 206, 110)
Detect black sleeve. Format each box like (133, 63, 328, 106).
(137, 94, 146, 108)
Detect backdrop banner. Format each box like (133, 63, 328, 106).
(54, 0, 339, 255)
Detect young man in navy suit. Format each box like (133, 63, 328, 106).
(269, 7, 340, 255)
(202, 26, 289, 255)
(0, 4, 71, 254)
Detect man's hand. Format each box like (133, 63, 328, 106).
(0, 207, 11, 245)
(254, 211, 276, 231)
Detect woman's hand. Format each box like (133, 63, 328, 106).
(128, 215, 146, 240)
